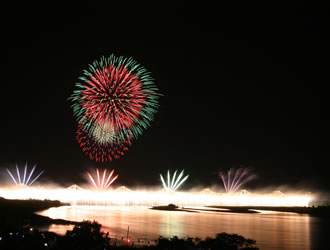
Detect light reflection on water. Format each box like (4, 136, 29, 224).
(37, 205, 316, 250)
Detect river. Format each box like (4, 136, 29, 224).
(37, 205, 330, 249)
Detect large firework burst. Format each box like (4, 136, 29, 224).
(160, 170, 189, 192)
(71, 54, 160, 161)
(6, 163, 44, 187)
(71, 54, 160, 141)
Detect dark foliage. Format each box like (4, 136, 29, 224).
(57, 220, 110, 250)
(0, 220, 259, 249)
(197, 233, 258, 250)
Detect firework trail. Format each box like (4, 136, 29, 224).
(160, 170, 189, 192)
(6, 163, 44, 186)
(219, 168, 256, 193)
(87, 168, 119, 191)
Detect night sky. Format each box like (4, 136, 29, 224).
(2, 4, 329, 191)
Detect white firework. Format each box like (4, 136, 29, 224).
(6, 163, 44, 186)
(219, 168, 256, 193)
(160, 169, 189, 192)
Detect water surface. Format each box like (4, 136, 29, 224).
(38, 205, 329, 250)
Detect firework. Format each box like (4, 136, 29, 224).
(87, 168, 118, 191)
(6, 163, 44, 186)
(77, 125, 131, 162)
(160, 170, 189, 192)
(219, 168, 256, 193)
(71, 54, 160, 143)
(91, 120, 116, 145)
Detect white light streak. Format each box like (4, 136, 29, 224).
(160, 169, 189, 192)
(6, 164, 44, 186)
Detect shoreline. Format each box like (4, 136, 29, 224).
(1, 197, 329, 227)
(1, 198, 328, 249)
(0, 198, 261, 249)
(0, 197, 78, 231)
(150, 204, 198, 212)
(150, 204, 259, 213)
(207, 205, 330, 217)
(150, 204, 330, 216)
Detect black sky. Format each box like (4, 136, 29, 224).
(2, 3, 330, 191)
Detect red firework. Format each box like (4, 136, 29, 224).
(80, 66, 145, 131)
(71, 55, 160, 142)
(71, 55, 160, 162)
(76, 125, 132, 162)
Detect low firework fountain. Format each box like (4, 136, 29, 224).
(160, 169, 189, 192)
(6, 163, 44, 187)
(87, 168, 118, 191)
(219, 168, 256, 193)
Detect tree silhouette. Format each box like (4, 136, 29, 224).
(58, 220, 110, 250)
(198, 232, 258, 250)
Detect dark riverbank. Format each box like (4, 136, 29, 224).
(207, 205, 330, 217)
(151, 204, 259, 213)
(150, 204, 330, 216)
(184, 207, 259, 213)
(0, 197, 77, 231)
(150, 204, 198, 212)
(0, 220, 259, 250)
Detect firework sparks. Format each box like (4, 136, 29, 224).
(219, 168, 256, 193)
(87, 168, 118, 191)
(71, 54, 161, 162)
(70, 54, 161, 143)
(160, 169, 189, 192)
(6, 163, 44, 187)
(90, 121, 116, 145)
(77, 125, 131, 162)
